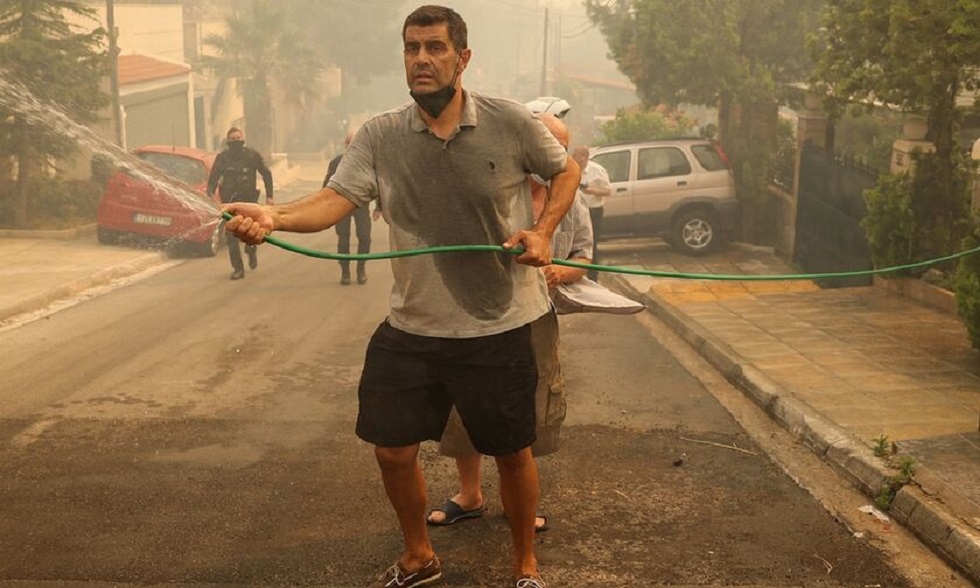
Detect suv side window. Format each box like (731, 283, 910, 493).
(591, 150, 630, 183)
(690, 144, 728, 171)
(637, 147, 691, 180)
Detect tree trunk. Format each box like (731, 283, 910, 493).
(13, 133, 32, 228)
(718, 93, 779, 245)
(0, 155, 12, 226)
(924, 73, 966, 255)
(718, 91, 734, 148)
(242, 80, 274, 162)
(0, 156, 12, 183)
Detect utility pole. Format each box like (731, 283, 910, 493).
(556, 15, 562, 74)
(107, 0, 123, 146)
(539, 7, 549, 96)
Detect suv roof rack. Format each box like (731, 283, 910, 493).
(596, 136, 706, 148)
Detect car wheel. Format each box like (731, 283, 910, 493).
(194, 224, 223, 257)
(670, 208, 721, 256)
(97, 226, 120, 245)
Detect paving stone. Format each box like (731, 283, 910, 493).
(602, 244, 980, 585)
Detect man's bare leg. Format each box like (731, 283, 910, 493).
(495, 447, 539, 578)
(427, 453, 484, 524)
(375, 444, 436, 570)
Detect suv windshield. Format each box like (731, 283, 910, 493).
(690, 144, 728, 171)
(138, 152, 206, 184)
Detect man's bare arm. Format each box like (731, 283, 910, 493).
(272, 188, 358, 232)
(224, 187, 359, 245)
(543, 256, 589, 289)
(503, 156, 581, 266)
(534, 156, 581, 237)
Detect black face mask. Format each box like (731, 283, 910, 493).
(410, 57, 461, 119)
(227, 140, 245, 152)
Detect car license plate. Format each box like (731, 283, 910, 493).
(133, 213, 172, 226)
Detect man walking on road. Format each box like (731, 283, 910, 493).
(323, 130, 372, 285)
(222, 5, 580, 587)
(208, 127, 274, 280)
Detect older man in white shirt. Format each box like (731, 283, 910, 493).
(571, 146, 612, 280)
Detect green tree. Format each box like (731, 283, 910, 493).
(597, 107, 697, 144)
(0, 0, 108, 228)
(198, 0, 322, 158)
(586, 0, 823, 242)
(810, 0, 980, 266)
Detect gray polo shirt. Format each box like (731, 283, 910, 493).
(328, 91, 568, 338)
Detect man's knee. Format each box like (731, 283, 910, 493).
(493, 447, 534, 473)
(375, 444, 420, 471)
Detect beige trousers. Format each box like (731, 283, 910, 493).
(438, 311, 565, 458)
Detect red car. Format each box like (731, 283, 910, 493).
(96, 145, 223, 256)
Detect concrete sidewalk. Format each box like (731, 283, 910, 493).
(0, 227, 171, 325)
(1, 223, 979, 582)
(601, 240, 980, 584)
(0, 157, 322, 326)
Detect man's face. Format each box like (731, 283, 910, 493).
(403, 23, 468, 93)
(227, 130, 244, 143)
(572, 148, 589, 168)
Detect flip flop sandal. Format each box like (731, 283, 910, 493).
(426, 498, 485, 526)
(516, 575, 546, 588)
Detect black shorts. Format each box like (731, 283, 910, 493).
(355, 320, 538, 456)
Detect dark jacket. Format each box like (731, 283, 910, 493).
(208, 146, 274, 203)
(322, 153, 343, 189)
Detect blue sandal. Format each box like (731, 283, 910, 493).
(426, 498, 485, 526)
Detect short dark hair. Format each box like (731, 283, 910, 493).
(403, 5, 467, 51)
(226, 127, 242, 138)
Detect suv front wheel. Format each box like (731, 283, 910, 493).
(671, 208, 722, 256)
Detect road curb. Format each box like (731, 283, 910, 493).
(606, 272, 980, 585)
(891, 486, 980, 581)
(0, 223, 97, 240)
(0, 250, 170, 323)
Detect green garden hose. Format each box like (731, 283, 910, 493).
(220, 211, 980, 281)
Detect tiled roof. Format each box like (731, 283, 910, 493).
(118, 54, 190, 86)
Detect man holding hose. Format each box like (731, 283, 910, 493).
(223, 5, 580, 587)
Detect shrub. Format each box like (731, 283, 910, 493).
(25, 177, 100, 229)
(597, 107, 697, 145)
(862, 151, 971, 277)
(862, 171, 918, 273)
(955, 231, 980, 349)
(769, 119, 796, 191)
(90, 153, 116, 192)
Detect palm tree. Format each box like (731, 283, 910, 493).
(197, 0, 321, 158)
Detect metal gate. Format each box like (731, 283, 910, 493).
(795, 144, 877, 288)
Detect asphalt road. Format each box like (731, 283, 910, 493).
(0, 182, 966, 587)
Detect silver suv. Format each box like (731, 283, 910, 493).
(590, 138, 738, 255)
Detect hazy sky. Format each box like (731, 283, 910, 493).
(330, 0, 635, 135)
(448, 0, 627, 87)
